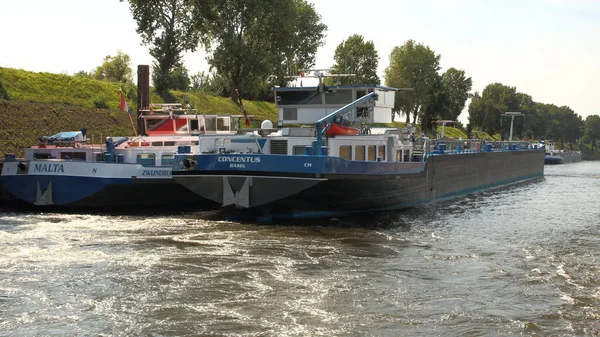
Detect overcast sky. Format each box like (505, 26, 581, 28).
(1, 0, 599, 124)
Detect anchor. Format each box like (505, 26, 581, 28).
(34, 182, 54, 206)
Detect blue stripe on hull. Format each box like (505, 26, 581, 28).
(0, 175, 127, 205)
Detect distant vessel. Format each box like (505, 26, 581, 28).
(543, 142, 582, 165)
(171, 70, 545, 220)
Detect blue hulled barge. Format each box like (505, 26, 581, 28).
(172, 75, 545, 218)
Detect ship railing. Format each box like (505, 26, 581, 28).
(423, 139, 537, 155)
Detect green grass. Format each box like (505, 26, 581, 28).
(0, 67, 279, 157)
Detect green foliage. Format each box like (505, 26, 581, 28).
(326, 34, 380, 86)
(384, 40, 441, 124)
(0, 77, 9, 100)
(438, 68, 472, 120)
(169, 65, 191, 91)
(93, 96, 110, 109)
(468, 83, 518, 135)
(468, 82, 584, 144)
(128, 0, 199, 93)
(0, 67, 126, 109)
(94, 51, 133, 83)
(195, 0, 327, 100)
(584, 114, 600, 151)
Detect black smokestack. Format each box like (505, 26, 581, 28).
(137, 65, 150, 135)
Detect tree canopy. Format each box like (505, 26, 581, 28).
(326, 34, 380, 86)
(93, 51, 133, 83)
(384, 40, 440, 124)
(128, 0, 201, 94)
(193, 0, 327, 100)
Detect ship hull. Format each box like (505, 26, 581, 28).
(173, 150, 545, 218)
(0, 160, 215, 211)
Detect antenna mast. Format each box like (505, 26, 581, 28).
(503, 112, 524, 142)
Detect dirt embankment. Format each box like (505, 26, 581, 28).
(0, 100, 132, 158)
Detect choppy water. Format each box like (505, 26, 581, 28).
(1, 162, 599, 336)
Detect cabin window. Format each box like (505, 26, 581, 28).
(60, 152, 86, 160)
(283, 108, 298, 120)
(356, 90, 367, 99)
(339, 145, 352, 160)
(355, 145, 365, 161)
(277, 91, 322, 105)
(161, 154, 175, 166)
(356, 107, 369, 119)
(33, 152, 52, 160)
(293, 146, 306, 155)
(217, 117, 230, 131)
(164, 141, 176, 146)
(325, 91, 352, 104)
(367, 145, 376, 161)
(378, 145, 386, 161)
(151, 141, 163, 146)
(204, 117, 216, 132)
(190, 119, 199, 132)
(137, 153, 155, 166)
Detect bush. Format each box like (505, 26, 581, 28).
(93, 96, 110, 109)
(0, 80, 9, 100)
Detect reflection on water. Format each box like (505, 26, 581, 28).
(0, 162, 599, 336)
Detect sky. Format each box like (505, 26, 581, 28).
(1, 0, 599, 125)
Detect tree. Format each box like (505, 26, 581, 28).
(193, 0, 327, 100)
(384, 40, 440, 124)
(584, 114, 600, 152)
(128, 0, 201, 94)
(468, 83, 518, 135)
(326, 34, 380, 86)
(93, 51, 133, 83)
(439, 68, 472, 120)
(169, 65, 191, 91)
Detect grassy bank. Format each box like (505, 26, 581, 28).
(0, 67, 278, 157)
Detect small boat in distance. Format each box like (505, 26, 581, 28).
(543, 142, 582, 165)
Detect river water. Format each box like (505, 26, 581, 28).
(1, 162, 599, 336)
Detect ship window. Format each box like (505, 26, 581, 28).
(204, 117, 216, 132)
(277, 91, 322, 105)
(283, 108, 298, 120)
(190, 119, 199, 132)
(152, 141, 163, 146)
(33, 152, 52, 160)
(60, 152, 86, 160)
(325, 91, 352, 104)
(164, 141, 176, 146)
(367, 145, 376, 161)
(293, 146, 306, 155)
(137, 153, 155, 166)
(217, 117, 230, 131)
(355, 145, 365, 161)
(161, 154, 174, 166)
(339, 145, 352, 160)
(378, 145, 386, 161)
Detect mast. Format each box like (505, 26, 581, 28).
(504, 112, 523, 141)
